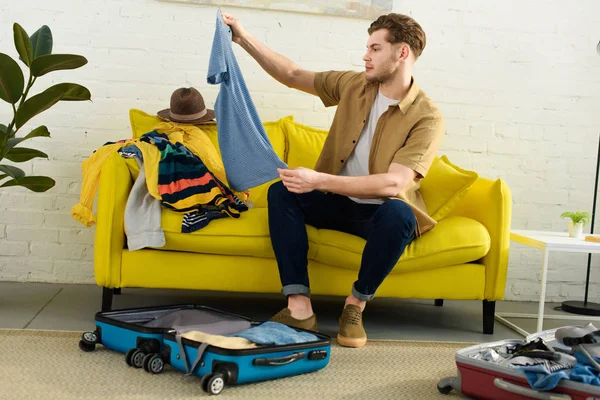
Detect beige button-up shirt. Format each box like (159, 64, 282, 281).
(314, 70, 445, 236)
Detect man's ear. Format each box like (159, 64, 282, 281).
(393, 44, 410, 61)
(400, 44, 410, 60)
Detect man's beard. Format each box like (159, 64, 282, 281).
(366, 70, 392, 83)
(365, 62, 396, 83)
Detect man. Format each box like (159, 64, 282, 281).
(223, 12, 445, 348)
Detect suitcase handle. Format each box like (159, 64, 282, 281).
(253, 352, 306, 367)
(493, 378, 572, 400)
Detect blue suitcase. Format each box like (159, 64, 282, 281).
(79, 304, 331, 395)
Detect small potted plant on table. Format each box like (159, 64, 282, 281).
(560, 211, 591, 239)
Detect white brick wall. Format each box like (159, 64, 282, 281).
(1, 0, 600, 302)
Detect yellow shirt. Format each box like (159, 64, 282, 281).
(71, 140, 136, 227)
(313, 71, 445, 235)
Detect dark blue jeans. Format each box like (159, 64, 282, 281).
(267, 181, 417, 301)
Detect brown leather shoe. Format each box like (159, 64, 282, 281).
(269, 308, 318, 332)
(337, 304, 367, 348)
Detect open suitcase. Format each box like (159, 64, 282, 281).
(78, 304, 331, 395)
(438, 328, 600, 400)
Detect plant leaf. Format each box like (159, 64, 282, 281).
(0, 174, 7, 181)
(0, 53, 24, 104)
(15, 83, 90, 129)
(30, 54, 87, 77)
(6, 126, 50, 152)
(14, 90, 61, 129)
(30, 25, 53, 59)
(4, 147, 48, 162)
(48, 83, 91, 101)
(0, 165, 25, 180)
(24, 125, 50, 140)
(13, 23, 33, 67)
(0, 176, 55, 192)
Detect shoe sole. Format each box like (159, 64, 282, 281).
(337, 333, 367, 348)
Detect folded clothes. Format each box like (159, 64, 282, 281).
(181, 331, 258, 350)
(232, 321, 318, 346)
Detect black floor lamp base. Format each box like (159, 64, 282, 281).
(561, 300, 600, 316)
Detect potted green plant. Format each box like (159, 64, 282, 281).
(0, 23, 90, 192)
(560, 211, 591, 239)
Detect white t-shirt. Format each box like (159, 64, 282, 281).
(339, 90, 398, 204)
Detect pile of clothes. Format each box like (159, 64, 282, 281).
(71, 122, 251, 250)
(470, 323, 600, 390)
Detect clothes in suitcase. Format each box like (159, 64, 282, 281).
(437, 326, 600, 400)
(78, 304, 331, 395)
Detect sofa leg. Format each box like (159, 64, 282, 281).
(483, 300, 496, 335)
(434, 299, 444, 307)
(102, 287, 113, 312)
(113, 288, 121, 295)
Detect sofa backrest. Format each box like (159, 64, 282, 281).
(281, 117, 328, 169)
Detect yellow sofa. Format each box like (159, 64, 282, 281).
(93, 112, 511, 334)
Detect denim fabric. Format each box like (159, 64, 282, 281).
(232, 321, 318, 345)
(268, 181, 417, 301)
(207, 10, 287, 192)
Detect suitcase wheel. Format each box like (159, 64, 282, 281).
(437, 377, 456, 395)
(143, 353, 165, 374)
(82, 331, 99, 345)
(78, 331, 98, 352)
(125, 348, 137, 367)
(126, 348, 146, 368)
(78, 340, 95, 352)
(203, 372, 227, 395)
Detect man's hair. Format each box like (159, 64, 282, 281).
(368, 13, 426, 58)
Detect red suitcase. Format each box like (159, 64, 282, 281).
(438, 330, 600, 400)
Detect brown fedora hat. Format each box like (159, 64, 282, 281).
(157, 87, 215, 124)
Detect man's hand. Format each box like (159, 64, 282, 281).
(222, 13, 247, 44)
(278, 167, 323, 194)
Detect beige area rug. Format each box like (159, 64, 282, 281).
(0, 329, 473, 399)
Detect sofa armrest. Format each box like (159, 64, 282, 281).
(94, 152, 133, 288)
(449, 177, 512, 300)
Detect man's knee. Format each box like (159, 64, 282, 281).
(267, 181, 288, 203)
(376, 200, 416, 234)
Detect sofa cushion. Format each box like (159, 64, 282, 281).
(158, 208, 319, 259)
(129, 108, 168, 138)
(311, 216, 490, 274)
(420, 155, 479, 221)
(128, 109, 288, 208)
(157, 211, 489, 274)
(282, 117, 328, 169)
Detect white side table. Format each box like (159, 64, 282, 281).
(496, 230, 600, 336)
